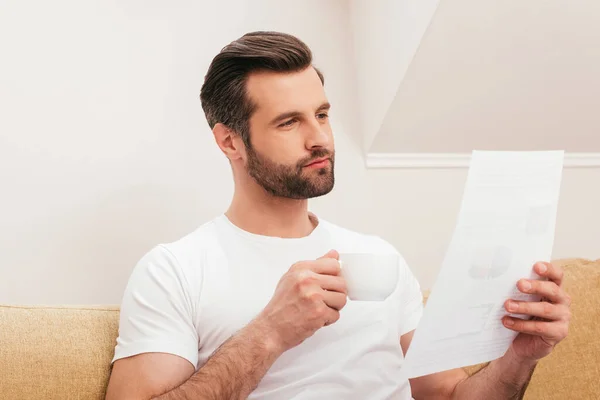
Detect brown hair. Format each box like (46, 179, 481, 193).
(199, 31, 324, 148)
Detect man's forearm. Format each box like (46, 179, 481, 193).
(155, 320, 283, 400)
(452, 347, 537, 400)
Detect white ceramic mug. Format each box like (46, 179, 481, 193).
(338, 253, 399, 301)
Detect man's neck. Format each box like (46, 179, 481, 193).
(226, 186, 316, 239)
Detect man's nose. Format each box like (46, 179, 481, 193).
(305, 120, 331, 149)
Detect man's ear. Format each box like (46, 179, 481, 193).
(213, 123, 244, 161)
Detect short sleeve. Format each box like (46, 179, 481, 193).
(397, 256, 424, 336)
(112, 245, 199, 368)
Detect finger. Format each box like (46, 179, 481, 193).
(517, 279, 569, 305)
(323, 309, 340, 326)
(318, 249, 339, 261)
(503, 316, 568, 343)
(318, 274, 347, 295)
(533, 261, 564, 287)
(310, 257, 342, 276)
(323, 290, 347, 311)
(504, 300, 568, 321)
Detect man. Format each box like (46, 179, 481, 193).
(106, 31, 571, 399)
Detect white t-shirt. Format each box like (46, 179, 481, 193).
(113, 215, 423, 399)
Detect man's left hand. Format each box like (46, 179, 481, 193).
(503, 261, 571, 362)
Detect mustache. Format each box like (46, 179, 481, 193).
(297, 149, 334, 168)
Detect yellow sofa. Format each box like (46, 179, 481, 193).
(1, 259, 598, 399)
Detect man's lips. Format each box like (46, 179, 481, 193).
(304, 157, 330, 168)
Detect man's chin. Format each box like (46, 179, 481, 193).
(279, 179, 334, 200)
(305, 181, 335, 199)
(307, 188, 334, 199)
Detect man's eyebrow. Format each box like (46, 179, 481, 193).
(269, 102, 331, 126)
(316, 102, 331, 112)
(269, 111, 303, 126)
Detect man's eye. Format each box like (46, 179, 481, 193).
(317, 113, 329, 120)
(279, 119, 296, 128)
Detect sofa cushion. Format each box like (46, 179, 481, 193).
(0, 305, 119, 400)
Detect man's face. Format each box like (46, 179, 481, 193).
(243, 67, 335, 200)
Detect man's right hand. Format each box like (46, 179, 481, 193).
(253, 249, 348, 353)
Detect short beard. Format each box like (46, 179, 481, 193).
(245, 146, 335, 200)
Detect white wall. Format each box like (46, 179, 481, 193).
(349, 0, 440, 151)
(364, 0, 600, 288)
(372, 0, 600, 153)
(0, 0, 365, 304)
(1, 0, 597, 305)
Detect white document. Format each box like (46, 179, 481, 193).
(401, 150, 564, 379)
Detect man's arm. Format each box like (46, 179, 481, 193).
(106, 319, 282, 400)
(452, 347, 537, 399)
(402, 331, 536, 400)
(160, 321, 282, 400)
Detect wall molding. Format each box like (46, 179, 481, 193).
(366, 152, 600, 169)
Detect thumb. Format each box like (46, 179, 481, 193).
(318, 249, 339, 260)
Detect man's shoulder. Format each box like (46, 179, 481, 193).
(319, 218, 398, 255)
(122, 218, 224, 306)
(152, 216, 226, 268)
(134, 216, 222, 274)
